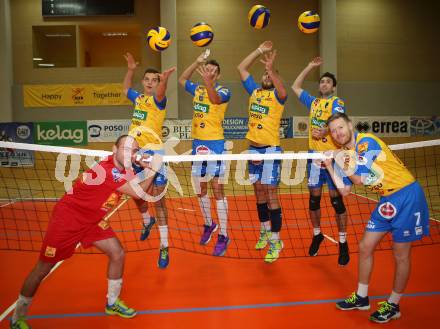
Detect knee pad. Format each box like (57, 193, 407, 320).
(256, 202, 269, 222)
(331, 196, 346, 214)
(269, 208, 282, 232)
(309, 195, 321, 211)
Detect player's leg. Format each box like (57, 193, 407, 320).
(328, 186, 349, 266)
(136, 183, 156, 241)
(11, 261, 55, 328)
(368, 241, 410, 323)
(259, 153, 283, 263)
(308, 186, 324, 256)
(370, 182, 429, 323)
(211, 176, 229, 256)
(336, 231, 386, 311)
(94, 237, 136, 319)
(152, 182, 170, 269)
(253, 180, 271, 250)
(133, 149, 156, 241)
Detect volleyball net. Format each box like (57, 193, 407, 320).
(0, 139, 439, 259)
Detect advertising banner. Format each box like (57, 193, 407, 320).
(24, 83, 131, 107)
(35, 121, 88, 146)
(0, 122, 34, 167)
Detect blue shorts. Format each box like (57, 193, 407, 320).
(132, 148, 167, 186)
(367, 181, 430, 243)
(191, 139, 225, 177)
(307, 151, 337, 190)
(248, 145, 282, 186)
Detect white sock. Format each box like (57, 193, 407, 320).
(313, 227, 321, 236)
(270, 232, 280, 241)
(388, 290, 402, 305)
(142, 211, 152, 225)
(216, 198, 228, 236)
(107, 278, 122, 306)
(261, 221, 271, 231)
(158, 225, 168, 248)
(198, 195, 212, 226)
(339, 232, 347, 243)
(357, 283, 369, 298)
(12, 294, 32, 323)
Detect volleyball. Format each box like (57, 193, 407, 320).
(298, 11, 320, 34)
(147, 26, 171, 51)
(248, 5, 270, 29)
(190, 22, 214, 47)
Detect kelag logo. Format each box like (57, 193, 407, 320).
(35, 121, 87, 146)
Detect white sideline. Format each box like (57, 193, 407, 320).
(0, 198, 129, 324)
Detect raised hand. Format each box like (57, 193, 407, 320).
(159, 67, 176, 81)
(308, 57, 323, 68)
(196, 64, 217, 85)
(260, 50, 277, 72)
(196, 48, 211, 64)
(258, 40, 273, 53)
(124, 52, 138, 70)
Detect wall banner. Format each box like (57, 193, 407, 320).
(24, 83, 131, 107)
(0, 122, 34, 167)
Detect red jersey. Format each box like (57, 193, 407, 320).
(59, 156, 132, 224)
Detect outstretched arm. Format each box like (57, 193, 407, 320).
(178, 50, 209, 87)
(155, 67, 176, 103)
(122, 52, 138, 96)
(237, 41, 272, 81)
(292, 57, 322, 97)
(261, 50, 287, 100)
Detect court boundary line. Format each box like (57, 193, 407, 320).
(11, 290, 440, 320)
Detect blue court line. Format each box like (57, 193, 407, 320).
(24, 291, 440, 320)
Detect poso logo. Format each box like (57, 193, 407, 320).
(88, 124, 102, 138)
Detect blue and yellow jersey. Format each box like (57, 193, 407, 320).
(242, 75, 286, 146)
(351, 132, 415, 196)
(185, 80, 231, 140)
(127, 88, 166, 150)
(299, 90, 345, 151)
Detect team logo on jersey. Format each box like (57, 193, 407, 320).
(196, 145, 210, 155)
(111, 167, 122, 182)
(357, 142, 369, 154)
(194, 102, 210, 113)
(98, 219, 110, 230)
(44, 246, 57, 258)
(356, 155, 368, 165)
(257, 124, 263, 129)
(378, 202, 397, 219)
(132, 109, 147, 121)
(256, 97, 262, 103)
(313, 99, 320, 107)
(200, 122, 205, 128)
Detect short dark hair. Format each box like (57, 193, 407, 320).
(327, 112, 351, 126)
(144, 68, 160, 81)
(206, 59, 220, 74)
(320, 72, 337, 87)
(114, 134, 130, 147)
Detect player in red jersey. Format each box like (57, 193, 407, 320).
(10, 135, 160, 329)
